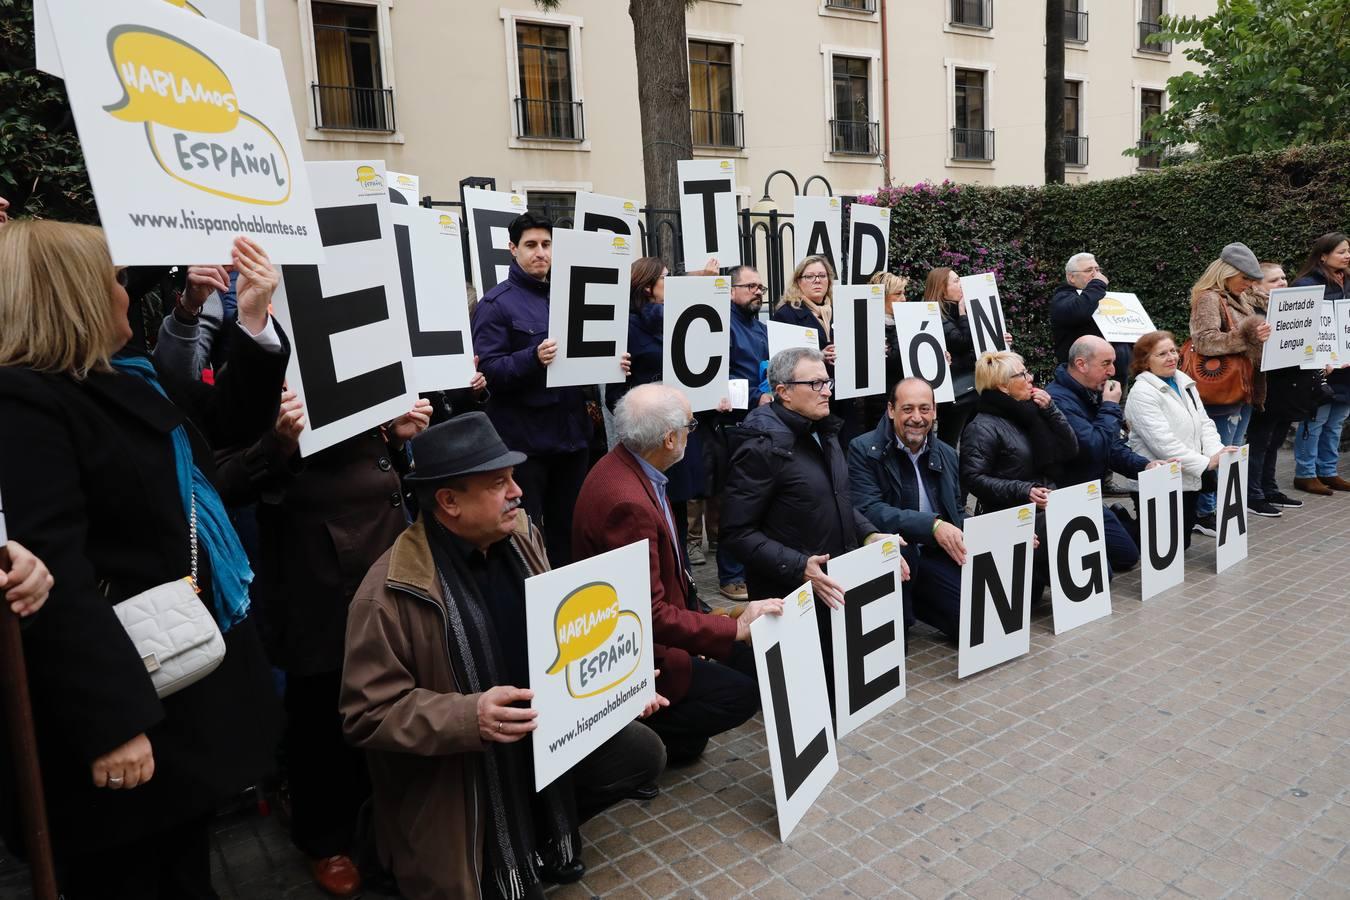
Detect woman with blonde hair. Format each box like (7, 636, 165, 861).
(775, 254, 865, 439)
(1186, 242, 1270, 534)
(867, 270, 909, 425)
(0, 220, 288, 897)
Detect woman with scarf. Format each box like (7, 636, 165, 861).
(0, 221, 287, 898)
(959, 350, 1079, 597)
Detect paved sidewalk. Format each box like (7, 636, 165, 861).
(3, 457, 1347, 899)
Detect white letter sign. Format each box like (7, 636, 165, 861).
(793, 196, 843, 275)
(663, 275, 732, 413)
(270, 160, 416, 457)
(464, 188, 529, 299)
(573, 191, 641, 237)
(960, 272, 1010, 357)
(828, 538, 906, 738)
(832, 284, 887, 400)
(47, 0, 322, 265)
(767, 320, 821, 363)
(1138, 462, 1185, 601)
(36, 0, 240, 79)
(1311, 299, 1343, 369)
(1337, 299, 1350, 361)
(546, 229, 633, 389)
(752, 583, 839, 841)
(891, 302, 955, 403)
(386, 171, 421, 206)
(847, 204, 890, 285)
(527, 540, 655, 791)
(1261, 286, 1322, 371)
(1092, 292, 1157, 343)
(1046, 481, 1111, 634)
(1215, 446, 1249, 573)
(677, 159, 740, 268)
(958, 504, 1035, 678)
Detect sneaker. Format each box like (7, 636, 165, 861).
(686, 543, 707, 566)
(1265, 490, 1303, 509)
(1247, 499, 1282, 518)
(719, 582, 748, 601)
(1192, 513, 1218, 537)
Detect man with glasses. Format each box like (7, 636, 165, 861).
(1046, 335, 1164, 576)
(1051, 252, 1133, 380)
(723, 348, 890, 719)
(574, 384, 783, 764)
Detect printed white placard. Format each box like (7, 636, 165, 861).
(728, 378, 750, 409)
(47, 0, 321, 265)
(36, 0, 240, 78)
(958, 504, 1036, 678)
(527, 540, 655, 791)
(1138, 462, 1185, 601)
(1261, 286, 1322, 371)
(1310, 299, 1342, 369)
(1046, 481, 1112, 634)
(573, 192, 641, 237)
(677, 159, 740, 268)
(793, 195, 843, 276)
(767, 320, 821, 363)
(891, 301, 955, 404)
(1337, 299, 1350, 362)
(828, 539, 907, 738)
(1092, 292, 1157, 343)
(832, 284, 887, 400)
(752, 583, 839, 841)
(546, 229, 633, 389)
(463, 188, 529, 298)
(1215, 446, 1249, 574)
(386, 171, 421, 206)
(847, 204, 890, 285)
(269, 160, 416, 457)
(960, 272, 1010, 358)
(0, 485, 7, 546)
(663, 276, 732, 413)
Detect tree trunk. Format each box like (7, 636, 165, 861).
(1044, 0, 1066, 184)
(629, 0, 694, 270)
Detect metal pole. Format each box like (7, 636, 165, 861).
(254, 0, 268, 44)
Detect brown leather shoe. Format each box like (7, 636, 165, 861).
(1294, 476, 1334, 496)
(309, 855, 361, 898)
(1320, 475, 1350, 492)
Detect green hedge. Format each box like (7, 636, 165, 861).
(860, 141, 1350, 377)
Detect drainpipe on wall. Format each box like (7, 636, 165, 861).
(879, 0, 892, 186)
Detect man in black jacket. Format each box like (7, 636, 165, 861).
(1049, 252, 1132, 378)
(722, 347, 891, 713)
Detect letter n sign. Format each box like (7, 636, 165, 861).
(958, 505, 1035, 678)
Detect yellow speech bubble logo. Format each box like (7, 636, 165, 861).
(547, 582, 620, 675)
(714, 277, 728, 289)
(871, 285, 883, 296)
(1087, 483, 1099, 495)
(510, 194, 525, 207)
(926, 303, 939, 313)
(623, 201, 637, 212)
(396, 174, 414, 186)
(1017, 507, 1032, 522)
(720, 159, 732, 169)
(438, 214, 454, 227)
(612, 236, 628, 249)
(829, 198, 840, 207)
(882, 540, 897, 556)
(1097, 297, 1127, 316)
(164, 0, 208, 12)
(1170, 462, 1180, 474)
(356, 165, 381, 187)
(105, 27, 239, 133)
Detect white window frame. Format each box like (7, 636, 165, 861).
(944, 0, 996, 39)
(1133, 80, 1168, 171)
(818, 0, 880, 23)
(1133, 0, 1172, 60)
(500, 7, 590, 152)
(1064, 0, 1090, 51)
(687, 30, 748, 159)
(1064, 72, 1088, 172)
(820, 44, 884, 166)
(298, 0, 405, 144)
(944, 58, 995, 169)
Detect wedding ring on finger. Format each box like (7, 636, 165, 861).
(496, 721, 504, 733)
(108, 776, 124, 787)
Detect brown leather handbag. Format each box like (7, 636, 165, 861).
(1180, 302, 1253, 406)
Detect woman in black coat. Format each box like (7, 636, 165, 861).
(0, 221, 287, 898)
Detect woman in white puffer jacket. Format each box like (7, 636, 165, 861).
(1124, 330, 1233, 547)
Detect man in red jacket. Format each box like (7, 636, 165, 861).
(573, 384, 783, 764)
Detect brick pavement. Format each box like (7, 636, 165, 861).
(3, 455, 1348, 899)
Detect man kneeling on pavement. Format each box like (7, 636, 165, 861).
(340, 413, 666, 900)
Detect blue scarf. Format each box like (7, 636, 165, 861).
(110, 354, 252, 632)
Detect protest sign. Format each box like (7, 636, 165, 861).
(728, 379, 750, 409)
(828, 539, 906, 738)
(546, 230, 633, 388)
(1138, 462, 1185, 601)
(959, 273, 1010, 357)
(1261, 286, 1321, 371)
(677, 159, 740, 267)
(1046, 481, 1111, 635)
(1215, 446, 1249, 574)
(832, 284, 886, 400)
(847, 205, 890, 285)
(1338, 300, 1350, 362)
(573, 192, 641, 237)
(464, 188, 529, 298)
(663, 276, 731, 413)
(752, 583, 839, 841)
(47, 0, 321, 266)
(526, 540, 655, 791)
(387, 201, 476, 392)
(36, 0, 240, 78)
(793, 196, 843, 276)
(0, 485, 7, 545)
(270, 160, 416, 457)
(958, 504, 1035, 678)
(891, 301, 955, 403)
(767, 320, 821, 363)
(386, 171, 421, 206)
(1311, 299, 1342, 369)
(1092, 293, 1157, 343)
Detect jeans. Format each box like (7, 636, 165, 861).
(641, 643, 759, 764)
(1197, 405, 1252, 516)
(1294, 401, 1350, 478)
(1246, 411, 1293, 500)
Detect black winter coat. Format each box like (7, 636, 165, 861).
(959, 396, 1079, 512)
(722, 402, 873, 602)
(0, 335, 286, 858)
(1294, 269, 1350, 403)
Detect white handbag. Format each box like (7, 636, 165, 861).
(112, 494, 226, 697)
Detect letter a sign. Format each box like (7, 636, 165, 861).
(958, 504, 1035, 678)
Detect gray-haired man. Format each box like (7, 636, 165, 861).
(1050, 252, 1133, 379)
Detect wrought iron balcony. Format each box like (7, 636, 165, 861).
(1065, 9, 1089, 42)
(830, 119, 880, 156)
(950, 0, 992, 29)
(691, 109, 745, 150)
(312, 84, 396, 132)
(952, 127, 995, 162)
(1064, 135, 1089, 166)
(514, 97, 585, 142)
(1138, 21, 1172, 53)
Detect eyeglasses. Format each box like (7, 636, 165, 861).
(799, 273, 829, 282)
(684, 418, 699, 432)
(732, 282, 765, 293)
(784, 378, 834, 393)
(1011, 370, 1034, 382)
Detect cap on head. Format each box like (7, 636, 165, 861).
(1219, 242, 1262, 280)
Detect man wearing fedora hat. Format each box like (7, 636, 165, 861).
(339, 412, 666, 900)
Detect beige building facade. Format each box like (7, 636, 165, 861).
(253, 0, 1212, 212)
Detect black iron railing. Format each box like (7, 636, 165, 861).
(826, 0, 878, 12)
(952, 127, 995, 161)
(691, 109, 745, 149)
(1064, 135, 1089, 166)
(1138, 21, 1171, 53)
(312, 84, 396, 132)
(950, 0, 992, 29)
(514, 97, 585, 141)
(1136, 140, 1164, 169)
(1065, 9, 1089, 42)
(830, 119, 880, 155)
